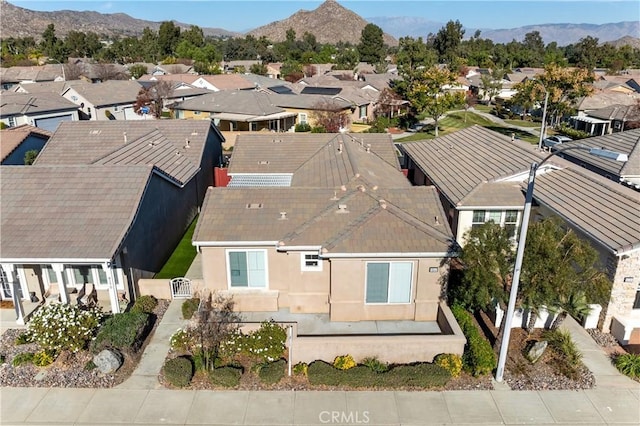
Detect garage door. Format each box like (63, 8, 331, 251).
(35, 114, 73, 132)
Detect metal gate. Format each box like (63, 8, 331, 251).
(170, 277, 192, 299)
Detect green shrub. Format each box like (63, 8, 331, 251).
(15, 332, 32, 345)
(258, 359, 286, 384)
(311, 126, 327, 133)
(333, 354, 356, 370)
(293, 362, 308, 376)
(181, 298, 200, 320)
(220, 321, 287, 363)
(84, 360, 96, 371)
(170, 328, 194, 352)
(308, 361, 449, 388)
(556, 123, 590, 140)
(451, 305, 496, 377)
(163, 356, 193, 388)
(361, 357, 389, 373)
(0, 354, 5, 364)
(27, 303, 103, 354)
(434, 353, 463, 378)
(12, 352, 34, 367)
(32, 350, 55, 367)
(295, 123, 311, 132)
(131, 295, 158, 314)
(208, 365, 242, 387)
(542, 329, 582, 365)
(614, 353, 640, 379)
(91, 311, 150, 353)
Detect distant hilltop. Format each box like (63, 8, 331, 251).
(1, 0, 638, 48)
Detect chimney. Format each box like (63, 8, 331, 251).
(123, 132, 127, 144)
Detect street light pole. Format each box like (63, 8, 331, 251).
(537, 88, 549, 150)
(494, 144, 628, 383)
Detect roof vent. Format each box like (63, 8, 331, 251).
(258, 160, 270, 165)
(357, 185, 366, 192)
(434, 216, 440, 225)
(123, 132, 127, 143)
(337, 204, 349, 213)
(330, 191, 339, 200)
(272, 139, 282, 143)
(175, 151, 182, 156)
(340, 185, 347, 192)
(246, 203, 263, 209)
(279, 211, 288, 220)
(338, 141, 343, 153)
(379, 199, 387, 209)
(191, 131, 198, 136)
(90, 130, 101, 135)
(366, 143, 371, 153)
(184, 138, 190, 148)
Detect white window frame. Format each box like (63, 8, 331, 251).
(359, 105, 367, 119)
(225, 249, 268, 289)
(472, 210, 521, 238)
(8, 116, 16, 127)
(365, 261, 413, 305)
(300, 252, 322, 272)
(298, 113, 308, 124)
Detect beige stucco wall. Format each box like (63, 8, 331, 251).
(198, 246, 446, 321)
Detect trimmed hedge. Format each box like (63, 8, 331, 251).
(451, 305, 496, 377)
(307, 361, 450, 388)
(163, 356, 193, 387)
(91, 311, 151, 353)
(208, 365, 243, 387)
(181, 298, 200, 320)
(131, 295, 158, 314)
(258, 359, 286, 384)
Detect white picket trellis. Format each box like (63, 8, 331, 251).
(170, 277, 192, 299)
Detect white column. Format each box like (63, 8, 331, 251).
(1, 264, 25, 325)
(103, 263, 120, 314)
(51, 263, 69, 304)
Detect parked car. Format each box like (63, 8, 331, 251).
(543, 135, 573, 149)
(407, 122, 426, 133)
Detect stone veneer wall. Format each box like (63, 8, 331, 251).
(603, 250, 640, 332)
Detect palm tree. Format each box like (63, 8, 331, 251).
(550, 291, 591, 330)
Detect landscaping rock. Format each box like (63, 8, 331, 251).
(93, 349, 123, 374)
(526, 340, 548, 364)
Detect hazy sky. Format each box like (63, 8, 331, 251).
(10, 0, 639, 32)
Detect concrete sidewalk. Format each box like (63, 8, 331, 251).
(1, 300, 639, 425)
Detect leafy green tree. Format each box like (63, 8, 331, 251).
(281, 60, 303, 82)
(250, 63, 267, 75)
(128, 64, 148, 79)
(520, 31, 545, 67)
(433, 20, 465, 64)
(395, 37, 436, 74)
(403, 66, 464, 136)
(181, 25, 205, 48)
(334, 47, 360, 70)
(568, 36, 600, 70)
(24, 150, 39, 165)
(158, 21, 181, 57)
(358, 23, 385, 64)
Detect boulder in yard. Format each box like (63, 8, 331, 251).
(526, 340, 548, 364)
(93, 349, 123, 374)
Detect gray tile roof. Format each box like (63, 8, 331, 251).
(533, 167, 640, 253)
(587, 104, 640, 121)
(35, 120, 213, 186)
(554, 128, 640, 178)
(1, 125, 51, 162)
(0, 92, 79, 117)
(402, 125, 544, 205)
(0, 65, 63, 83)
(0, 165, 152, 260)
(173, 90, 284, 115)
(63, 80, 143, 106)
(193, 186, 454, 255)
(228, 133, 407, 189)
(458, 181, 525, 208)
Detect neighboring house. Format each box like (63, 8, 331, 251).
(190, 74, 255, 92)
(573, 91, 640, 136)
(598, 75, 640, 93)
(171, 90, 297, 133)
(0, 91, 80, 131)
(0, 125, 52, 165)
(61, 80, 147, 120)
(269, 92, 354, 130)
(551, 128, 640, 189)
(402, 125, 640, 344)
(152, 63, 195, 75)
(223, 60, 261, 73)
(0, 64, 64, 90)
(191, 132, 465, 363)
(0, 120, 225, 322)
(571, 104, 640, 135)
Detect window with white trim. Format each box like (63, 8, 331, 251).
(472, 210, 520, 238)
(301, 252, 322, 272)
(359, 105, 367, 119)
(298, 113, 308, 124)
(227, 250, 267, 288)
(633, 283, 640, 309)
(365, 262, 412, 304)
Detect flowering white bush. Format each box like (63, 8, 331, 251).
(219, 321, 287, 363)
(27, 303, 103, 354)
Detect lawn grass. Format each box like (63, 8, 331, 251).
(503, 119, 541, 128)
(155, 216, 198, 279)
(473, 104, 493, 113)
(396, 111, 539, 145)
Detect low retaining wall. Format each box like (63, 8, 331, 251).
(137, 278, 172, 300)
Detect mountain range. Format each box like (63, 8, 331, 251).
(1, 0, 638, 48)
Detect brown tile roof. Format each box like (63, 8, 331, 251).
(0, 92, 79, 117)
(0, 125, 52, 162)
(401, 125, 544, 205)
(228, 133, 408, 189)
(63, 80, 143, 106)
(0, 165, 152, 260)
(533, 167, 640, 253)
(554, 128, 640, 178)
(35, 120, 214, 186)
(193, 186, 454, 255)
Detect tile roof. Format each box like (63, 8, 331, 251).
(553, 128, 640, 178)
(35, 120, 213, 186)
(533, 167, 640, 253)
(401, 125, 544, 205)
(193, 186, 454, 255)
(13, 80, 89, 95)
(0, 92, 79, 117)
(63, 80, 143, 106)
(577, 91, 640, 111)
(0, 125, 52, 162)
(0, 65, 63, 83)
(457, 181, 525, 208)
(195, 74, 255, 90)
(228, 133, 407, 189)
(0, 165, 152, 260)
(173, 90, 284, 115)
